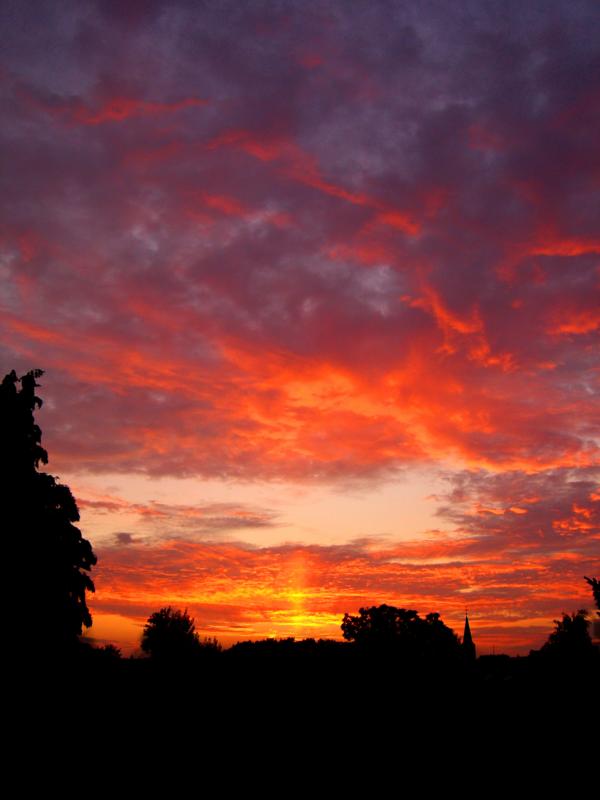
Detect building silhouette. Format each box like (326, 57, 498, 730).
(463, 613, 476, 661)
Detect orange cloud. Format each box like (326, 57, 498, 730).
(3, 295, 596, 479)
(547, 309, 600, 335)
(405, 286, 483, 335)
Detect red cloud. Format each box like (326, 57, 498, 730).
(547, 309, 600, 336)
(73, 96, 207, 125)
(207, 129, 420, 234)
(21, 90, 208, 126)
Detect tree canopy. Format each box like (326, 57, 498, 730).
(141, 607, 205, 661)
(537, 578, 600, 666)
(1, 369, 96, 651)
(540, 609, 594, 661)
(341, 604, 461, 663)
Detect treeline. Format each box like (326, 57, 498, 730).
(24, 587, 600, 728)
(72, 589, 599, 691)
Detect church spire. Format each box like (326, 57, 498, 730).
(462, 612, 476, 661)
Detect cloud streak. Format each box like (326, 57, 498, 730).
(78, 491, 279, 538)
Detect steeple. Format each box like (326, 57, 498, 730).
(462, 612, 476, 661)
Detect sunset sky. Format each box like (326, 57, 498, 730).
(1, 1, 599, 655)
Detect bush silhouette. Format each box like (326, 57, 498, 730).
(1, 369, 96, 652)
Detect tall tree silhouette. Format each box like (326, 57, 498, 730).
(584, 576, 599, 617)
(1, 369, 96, 652)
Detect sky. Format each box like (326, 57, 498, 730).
(1, 0, 599, 655)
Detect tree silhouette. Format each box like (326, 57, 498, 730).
(1, 369, 96, 652)
(341, 604, 461, 662)
(540, 609, 594, 661)
(141, 607, 204, 661)
(584, 576, 599, 617)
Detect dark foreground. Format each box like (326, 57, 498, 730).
(19, 639, 599, 722)
(9, 641, 598, 790)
